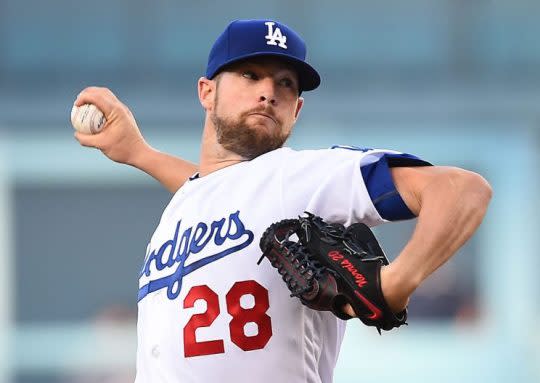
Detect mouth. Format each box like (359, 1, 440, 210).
(248, 112, 277, 125)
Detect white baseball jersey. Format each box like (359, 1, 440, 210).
(135, 146, 429, 383)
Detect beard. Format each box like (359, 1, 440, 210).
(211, 104, 292, 160)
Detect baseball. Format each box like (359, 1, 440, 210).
(70, 104, 107, 134)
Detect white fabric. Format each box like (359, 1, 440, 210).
(135, 147, 392, 383)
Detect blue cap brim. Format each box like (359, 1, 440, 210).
(207, 52, 321, 92)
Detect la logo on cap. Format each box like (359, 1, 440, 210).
(265, 21, 287, 49)
(205, 19, 320, 91)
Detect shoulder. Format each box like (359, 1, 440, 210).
(253, 146, 365, 164)
(255, 146, 429, 166)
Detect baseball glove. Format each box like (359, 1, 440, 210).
(258, 212, 407, 334)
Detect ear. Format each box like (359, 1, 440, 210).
(198, 77, 215, 110)
(293, 97, 304, 121)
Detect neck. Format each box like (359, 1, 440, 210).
(198, 118, 247, 177)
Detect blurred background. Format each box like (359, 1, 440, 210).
(0, 0, 539, 382)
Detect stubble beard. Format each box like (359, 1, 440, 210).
(211, 95, 292, 161)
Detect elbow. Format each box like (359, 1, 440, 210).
(478, 175, 493, 208)
(449, 168, 492, 219)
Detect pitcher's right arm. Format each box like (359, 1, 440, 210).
(73, 87, 198, 193)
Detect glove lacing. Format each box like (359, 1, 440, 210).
(258, 231, 327, 298)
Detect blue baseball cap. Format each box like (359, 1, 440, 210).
(206, 19, 321, 92)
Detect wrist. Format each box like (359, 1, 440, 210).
(126, 140, 153, 169)
(380, 263, 417, 313)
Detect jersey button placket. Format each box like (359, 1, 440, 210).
(151, 345, 160, 358)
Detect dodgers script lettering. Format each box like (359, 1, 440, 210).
(138, 211, 254, 301)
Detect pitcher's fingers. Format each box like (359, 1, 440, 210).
(73, 87, 117, 117)
(342, 303, 356, 318)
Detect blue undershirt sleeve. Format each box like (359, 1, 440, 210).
(360, 153, 432, 221)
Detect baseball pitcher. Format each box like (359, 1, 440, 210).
(73, 19, 491, 383)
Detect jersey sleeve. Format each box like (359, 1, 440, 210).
(277, 146, 431, 227)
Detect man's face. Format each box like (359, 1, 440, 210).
(209, 57, 304, 160)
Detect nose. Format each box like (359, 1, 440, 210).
(258, 78, 277, 105)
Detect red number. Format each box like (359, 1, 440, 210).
(226, 280, 272, 351)
(183, 285, 224, 357)
(182, 281, 272, 357)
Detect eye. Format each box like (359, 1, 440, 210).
(279, 78, 293, 87)
(242, 71, 258, 80)
(279, 77, 299, 92)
